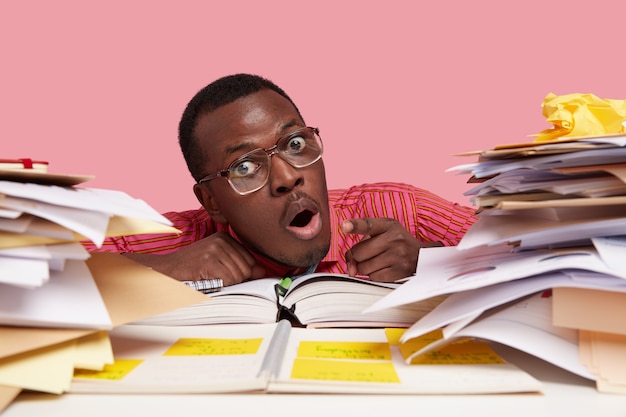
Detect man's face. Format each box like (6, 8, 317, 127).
(193, 89, 331, 268)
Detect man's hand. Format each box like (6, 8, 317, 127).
(342, 218, 442, 283)
(122, 232, 266, 287)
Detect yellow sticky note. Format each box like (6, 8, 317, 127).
(384, 328, 406, 345)
(73, 359, 142, 381)
(394, 329, 445, 360)
(291, 358, 400, 383)
(164, 337, 263, 356)
(297, 341, 391, 360)
(395, 329, 505, 365)
(410, 340, 505, 365)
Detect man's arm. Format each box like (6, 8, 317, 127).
(83, 209, 264, 286)
(122, 232, 266, 286)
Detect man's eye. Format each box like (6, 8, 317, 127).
(231, 160, 262, 178)
(286, 136, 306, 153)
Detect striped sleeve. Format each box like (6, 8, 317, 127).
(411, 186, 477, 244)
(330, 182, 477, 246)
(82, 208, 217, 254)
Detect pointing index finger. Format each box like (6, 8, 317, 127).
(342, 218, 395, 236)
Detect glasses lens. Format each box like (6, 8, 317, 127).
(228, 149, 270, 194)
(277, 128, 323, 167)
(223, 127, 323, 195)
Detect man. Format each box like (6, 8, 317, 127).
(89, 74, 476, 286)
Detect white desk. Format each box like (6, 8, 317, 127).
(4, 344, 626, 417)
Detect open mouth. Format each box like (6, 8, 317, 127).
(290, 210, 314, 227)
(284, 199, 323, 241)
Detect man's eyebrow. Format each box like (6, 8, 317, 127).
(223, 120, 302, 156)
(280, 120, 300, 132)
(224, 141, 254, 157)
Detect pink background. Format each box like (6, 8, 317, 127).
(2, 1, 626, 213)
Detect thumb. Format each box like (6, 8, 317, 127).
(345, 249, 358, 277)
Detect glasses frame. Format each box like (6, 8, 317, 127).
(197, 126, 322, 195)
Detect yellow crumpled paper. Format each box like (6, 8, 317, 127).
(534, 92, 626, 142)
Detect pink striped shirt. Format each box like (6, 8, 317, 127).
(84, 182, 477, 277)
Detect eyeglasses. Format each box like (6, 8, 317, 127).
(197, 126, 323, 195)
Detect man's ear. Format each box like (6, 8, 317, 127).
(193, 183, 228, 224)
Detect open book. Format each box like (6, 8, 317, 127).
(135, 273, 445, 328)
(69, 321, 542, 395)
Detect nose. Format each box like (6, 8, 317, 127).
(268, 154, 304, 195)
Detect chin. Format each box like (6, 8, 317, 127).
(275, 239, 330, 269)
(296, 242, 331, 268)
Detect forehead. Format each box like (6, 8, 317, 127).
(194, 90, 302, 155)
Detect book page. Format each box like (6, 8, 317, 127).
(280, 273, 444, 328)
(269, 327, 541, 394)
(134, 278, 279, 326)
(284, 274, 397, 306)
(69, 323, 281, 394)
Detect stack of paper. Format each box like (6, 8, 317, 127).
(449, 132, 626, 394)
(366, 133, 626, 392)
(0, 162, 182, 328)
(450, 135, 626, 250)
(0, 161, 207, 410)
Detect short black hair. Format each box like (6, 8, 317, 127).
(179, 73, 303, 181)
